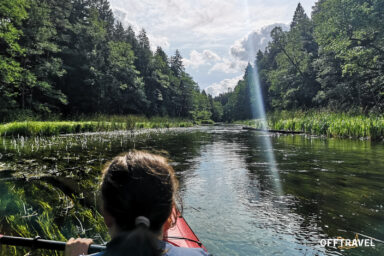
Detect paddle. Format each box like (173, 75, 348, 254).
(0, 234, 106, 253)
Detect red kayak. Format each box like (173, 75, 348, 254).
(163, 207, 207, 252)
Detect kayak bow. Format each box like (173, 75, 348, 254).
(164, 208, 207, 251)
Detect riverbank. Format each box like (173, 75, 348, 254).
(237, 111, 384, 141)
(0, 116, 193, 137)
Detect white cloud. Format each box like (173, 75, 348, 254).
(230, 23, 289, 62)
(112, 7, 140, 33)
(183, 50, 221, 69)
(205, 75, 243, 97)
(109, 0, 316, 91)
(205, 23, 288, 76)
(147, 34, 170, 51)
(109, 0, 315, 51)
(205, 24, 288, 75)
(209, 57, 247, 74)
(203, 50, 221, 61)
(112, 7, 170, 52)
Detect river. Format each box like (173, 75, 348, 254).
(0, 125, 383, 255)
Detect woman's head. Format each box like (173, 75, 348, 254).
(100, 151, 179, 234)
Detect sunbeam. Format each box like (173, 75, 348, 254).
(243, 0, 283, 196)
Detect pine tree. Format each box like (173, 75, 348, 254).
(290, 3, 308, 29)
(112, 22, 126, 42)
(90, 0, 114, 37)
(136, 29, 152, 76)
(170, 50, 184, 77)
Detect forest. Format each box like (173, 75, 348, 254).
(216, 1, 383, 121)
(0, 0, 219, 122)
(1, 0, 383, 125)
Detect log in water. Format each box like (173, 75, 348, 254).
(242, 126, 304, 134)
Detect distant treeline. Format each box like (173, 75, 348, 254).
(0, 0, 221, 122)
(216, 1, 384, 122)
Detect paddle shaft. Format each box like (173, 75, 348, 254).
(0, 235, 106, 253)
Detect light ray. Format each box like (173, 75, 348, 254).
(243, 0, 283, 196)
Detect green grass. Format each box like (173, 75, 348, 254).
(197, 119, 215, 125)
(237, 111, 384, 140)
(0, 116, 194, 137)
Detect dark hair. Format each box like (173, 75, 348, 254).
(100, 151, 179, 256)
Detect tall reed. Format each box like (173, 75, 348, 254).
(238, 111, 384, 140)
(0, 116, 193, 137)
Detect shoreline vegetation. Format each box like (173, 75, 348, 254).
(2, 111, 383, 141)
(2, 1, 383, 138)
(0, 115, 194, 137)
(236, 111, 384, 141)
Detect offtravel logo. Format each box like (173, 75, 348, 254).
(320, 234, 375, 249)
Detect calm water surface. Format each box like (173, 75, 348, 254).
(0, 126, 383, 255)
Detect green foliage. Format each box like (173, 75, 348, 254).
(210, 100, 223, 122)
(20, 0, 67, 113)
(312, 0, 384, 112)
(0, 173, 108, 256)
(219, 0, 383, 126)
(199, 119, 215, 125)
(170, 49, 184, 77)
(239, 111, 384, 140)
(216, 64, 263, 122)
(0, 116, 194, 137)
(0, 0, 210, 122)
(265, 4, 320, 110)
(189, 110, 211, 122)
(0, 0, 29, 116)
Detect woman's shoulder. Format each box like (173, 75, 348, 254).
(164, 242, 211, 256)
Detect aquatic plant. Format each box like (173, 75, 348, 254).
(0, 175, 109, 256)
(0, 117, 194, 137)
(237, 111, 384, 140)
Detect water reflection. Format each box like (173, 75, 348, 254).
(182, 132, 329, 255)
(1, 126, 383, 256)
(180, 127, 383, 255)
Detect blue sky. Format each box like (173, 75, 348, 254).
(109, 0, 317, 96)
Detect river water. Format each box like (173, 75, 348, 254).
(0, 125, 383, 255)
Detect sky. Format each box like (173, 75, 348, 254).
(109, 0, 317, 96)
